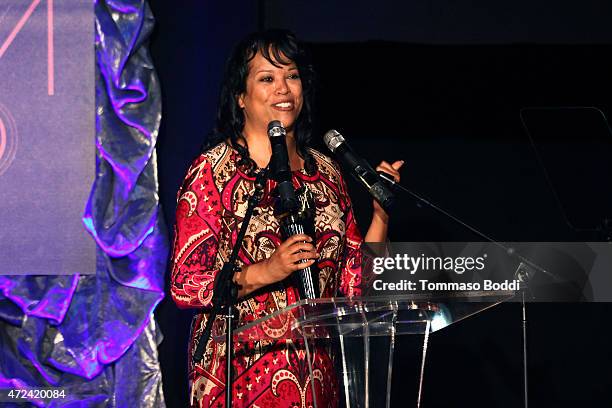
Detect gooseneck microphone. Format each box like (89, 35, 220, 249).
(268, 121, 318, 299)
(323, 129, 395, 212)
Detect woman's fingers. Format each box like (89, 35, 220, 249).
(286, 242, 316, 254)
(376, 160, 404, 182)
(292, 234, 312, 242)
(275, 235, 319, 266)
(290, 257, 316, 270)
(279, 234, 312, 249)
(292, 256, 316, 265)
(391, 160, 404, 170)
(290, 249, 318, 262)
(262, 235, 319, 285)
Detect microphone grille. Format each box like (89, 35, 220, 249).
(267, 120, 286, 138)
(323, 129, 345, 152)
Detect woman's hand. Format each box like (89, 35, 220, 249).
(364, 160, 404, 243)
(261, 234, 319, 285)
(236, 234, 318, 296)
(372, 160, 404, 222)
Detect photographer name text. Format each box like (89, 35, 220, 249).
(373, 279, 521, 291)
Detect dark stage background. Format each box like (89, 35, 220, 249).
(149, 1, 612, 407)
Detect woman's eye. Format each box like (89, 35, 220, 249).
(260, 76, 273, 83)
(288, 73, 300, 80)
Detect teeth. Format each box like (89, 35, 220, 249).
(274, 102, 291, 108)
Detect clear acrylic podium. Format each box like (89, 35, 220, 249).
(214, 291, 514, 407)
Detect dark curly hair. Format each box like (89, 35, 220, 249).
(204, 29, 317, 175)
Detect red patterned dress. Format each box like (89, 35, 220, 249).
(170, 142, 363, 408)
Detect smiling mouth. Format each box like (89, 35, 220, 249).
(272, 102, 294, 110)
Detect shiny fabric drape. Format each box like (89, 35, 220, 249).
(0, 1, 168, 406)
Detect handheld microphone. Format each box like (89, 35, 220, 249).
(268, 121, 318, 299)
(268, 121, 298, 213)
(323, 129, 395, 212)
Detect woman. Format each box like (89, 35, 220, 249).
(170, 30, 402, 407)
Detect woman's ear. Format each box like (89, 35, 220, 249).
(237, 93, 245, 109)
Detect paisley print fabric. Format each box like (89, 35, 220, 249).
(170, 142, 363, 407)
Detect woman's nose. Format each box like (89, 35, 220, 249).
(275, 78, 289, 94)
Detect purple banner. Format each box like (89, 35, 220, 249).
(0, 0, 94, 275)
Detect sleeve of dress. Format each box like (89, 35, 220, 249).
(337, 170, 364, 297)
(170, 156, 223, 309)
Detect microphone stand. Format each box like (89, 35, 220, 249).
(192, 168, 268, 408)
(379, 172, 553, 279)
(378, 172, 555, 408)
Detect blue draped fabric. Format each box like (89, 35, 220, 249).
(0, 1, 167, 406)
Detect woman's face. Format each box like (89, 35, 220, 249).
(238, 51, 303, 135)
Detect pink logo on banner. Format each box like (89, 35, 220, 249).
(0, 103, 17, 176)
(0, 0, 54, 95)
